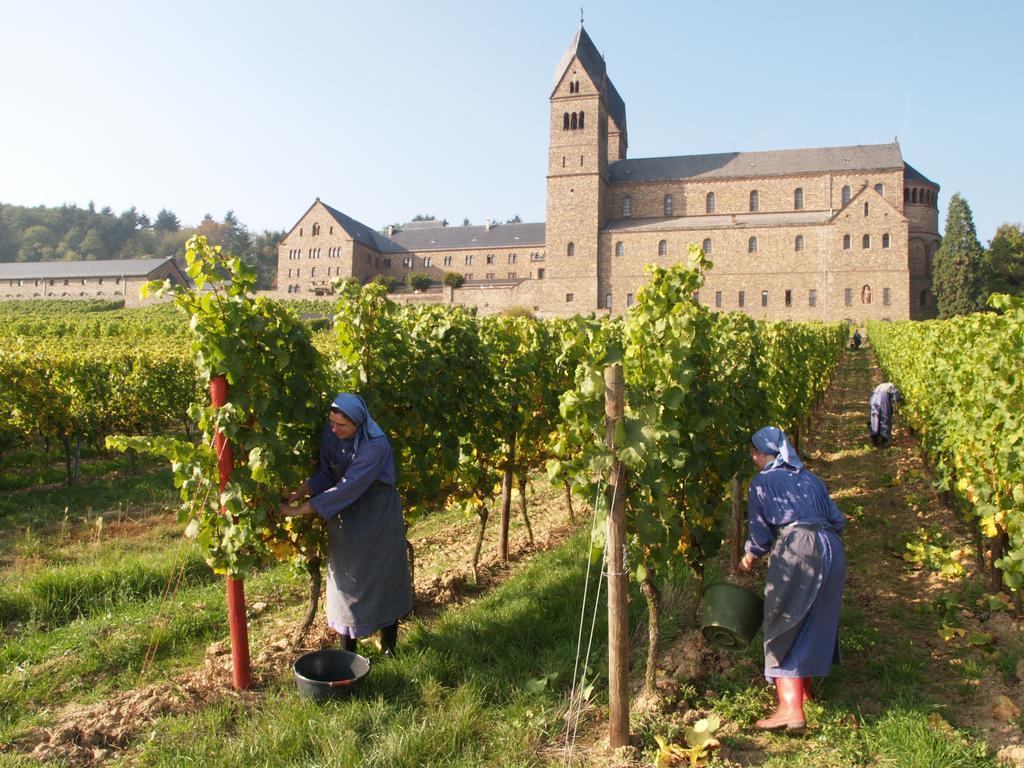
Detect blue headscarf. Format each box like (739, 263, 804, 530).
(751, 426, 804, 471)
(331, 393, 385, 454)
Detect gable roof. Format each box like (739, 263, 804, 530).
(552, 24, 627, 134)
(320, 202, 400, 252)
(388, 222, 545, 252)
(0, 257, 183, 281)
(609, 143, 906, 184)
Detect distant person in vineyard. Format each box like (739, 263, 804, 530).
(281, 393, 413, 657)
(739, 426, 846, 732)
(850, 329, 862, 349)
(869, 382, 901, 448)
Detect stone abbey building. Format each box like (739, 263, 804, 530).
(277, 25, 940, 322)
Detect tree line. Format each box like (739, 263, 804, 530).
(0, 202, 283, 290)
(934, 194, 1024, 318)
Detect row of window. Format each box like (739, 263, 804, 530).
(372, 251, 545, 269)
(586, 285, 897, 311)
(562, 111, 585, 130)
(287, 248, 336, 260)
(287, 266, 354, 279)
(2, 291, 124, 298)
(621, 183, 890, 218)
(298, 224, 334, 237)
(450, 270, 539, 281)
(905, 187, 936, 206)
(5, 277, 124, 287)
(605, 232, 893, 258)
(705, 286, 892, 309)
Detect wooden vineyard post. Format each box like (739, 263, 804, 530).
(730, 474, 743, 572)
(210, 375, 252, 691)
(604, 365, 629, 749)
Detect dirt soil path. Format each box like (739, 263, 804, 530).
(561, 347, 1024, 767)
(800, 347, 1023, 757)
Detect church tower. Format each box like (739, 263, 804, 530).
(544, 24, 627, 311)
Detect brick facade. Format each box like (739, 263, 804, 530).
(276, 25, 940, 323)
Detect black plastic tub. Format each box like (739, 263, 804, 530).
(293, 649, 371, 702)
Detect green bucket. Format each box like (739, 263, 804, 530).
(701, 582, 764, 651)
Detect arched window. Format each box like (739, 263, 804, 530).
(578, 111, 584, 129)
(567, 242, 575, 257)
(911, 188, 918, 203)
(862, 285, 872, 304)
(571, 113, 578, 130)
(904, 188, 910, 203)
(864, 202, 869, 216)
(863, 234, 871, 249)
(563, 113, 570, 130)
(749, 190, 759, 212)
(748, 236, 758, 253)
(843, 234, 851, 250)
(615, 241, 624, 257)
(706, 192, 715, 214)
(702, 238, 712, 255)
(882, 233, 891, 249)
(312, 223, 320, 236)
(664, 194, 673, 216)
(658, 239, 667, 256)
(622, 196, 632, 217)
(794, 188, 803, 210)
(875, 183, 884, 196)
(841, 185, 852, 205)
(795, 235, 804, 251)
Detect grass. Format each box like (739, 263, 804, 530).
(0, 347, 1014, 766)
(111, 533, 623, 767)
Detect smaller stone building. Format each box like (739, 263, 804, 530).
(0, 258, 190, 306)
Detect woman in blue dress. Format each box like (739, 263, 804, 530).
(282, 393, 413, 656)
(739, 426, 846, 731)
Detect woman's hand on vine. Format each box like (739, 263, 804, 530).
(281, 501, 314, 518)
(284, 482, 311, 504)
(739, 552, 757, 573)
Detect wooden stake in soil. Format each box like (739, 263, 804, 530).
(210, 375, 252, 691)
(604, 365, 629, 749)
(730, 474, 743, 572)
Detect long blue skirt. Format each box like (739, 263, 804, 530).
(765, 530, 845, 679)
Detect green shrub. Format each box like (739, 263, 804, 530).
(406, 272, 432, 291)
(443, 272, 465, 288)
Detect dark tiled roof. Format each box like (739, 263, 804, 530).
(321, 203, 400, 252)
(904, 162, 938, 186)
(389, 222, 545, 252)
(0, 257, 177, 280)
(609, 143, 905, 184)
(552, 25, 627, 133)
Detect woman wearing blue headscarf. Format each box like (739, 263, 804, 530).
(738, 426, 846, 731)
(282, 393, 413, 656)
(869, 382, 901, 448)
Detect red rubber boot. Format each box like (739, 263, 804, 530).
(756, 677, 806, 731)
(801, 677, 813, 703)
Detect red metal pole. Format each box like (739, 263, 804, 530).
(210, 375, 252, 690)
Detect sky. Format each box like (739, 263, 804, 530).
(2, 0, 1021, 244)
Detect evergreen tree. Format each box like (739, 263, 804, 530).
(932, 193, 987, 318)
(154, 209, 181, 232)
(984, 223, 1024, 298)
